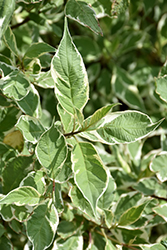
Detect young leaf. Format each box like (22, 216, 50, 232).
(97, 111, 164, 144)
(27, 201, 59, 250)
(35, 123, 67, 179)
(71, 141, 108, 216)
(82, 104, 119, 131)
(65, 0, 103, 36)
(0, 0, 15, 40)
(51, 17, 89, 115)
(0, 186, 41, 206)
(16, 115, 45, 144)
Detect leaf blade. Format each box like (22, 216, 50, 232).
(65, 0, 103, 36)
(71, 141, 108, 216)
(51, 18, 89, 115)
(0, 186, 41, 206)
(35, 124, 67, 179)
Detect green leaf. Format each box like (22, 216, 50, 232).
(0, 0, 15, 40)
(0, 235, 13, 250)
(13, 204, 33, 222)
(118, 201, 149, 226)
(102, 209, 114, 229)
(35, 123, 67, 179)
(16, 84, 42, 118)
(65, 0, 102, 35)
(105, 238, 117, 250)
(0, 186, 41, 206)
(0, 106, 20, 132)
(51, 17, 89, 115)
(0, 204, 14, 221)
(110, 227, 148, 245)
(82, 104, 119, 131)
(10, 219, 22, 234)
(34, 70, 55, 89)
(0, 142, 12, 157)
(0, 71, 30, 101)
(114, 192, 142, 223)
(20, 170, 46, 195)
(53, 183, 64, 213)
(69, 185, 98, 223)
(112, 67, 145, 110)
(57, 220, 80, 239)
(16, 115, 45, 144)
(0, 62, 16, 77)
(27, 201, 59, 250)
(0, 224, 5, 238)
(156, 76, 167, 103)
(73, 36, 101, 63)
(140, 243, 166, 250)
(24, 42, 56, 59)
(98, 175, 116, 210)
(134, 177, 167, 198)
(128, 140, 142, 167)
(150, 152, 167, 182)
(54, 235, 83, 250)
(153, 204, 167, 223)
(3, 27, 19, 57)
(97, 111, 164, 144)
(71, 141, 108, 216)
(54, 151, 73, 183)
(2, 155, 33, 194)
(57, 103, 74, 133)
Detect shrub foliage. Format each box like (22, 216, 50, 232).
(0, 0, 167, 249)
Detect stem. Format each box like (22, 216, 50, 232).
(52, 180, 55, 203)
(11, 16, 30, 30)
(64, 129, 83, 137)
(96, 230, 140, 250)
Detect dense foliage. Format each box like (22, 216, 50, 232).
(1, 0, 167, 249)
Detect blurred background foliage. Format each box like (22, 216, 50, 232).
(1, 0, 167, 247)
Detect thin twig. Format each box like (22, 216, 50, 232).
(96, 230, 140, 250)
(11, 16, 30, 30)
